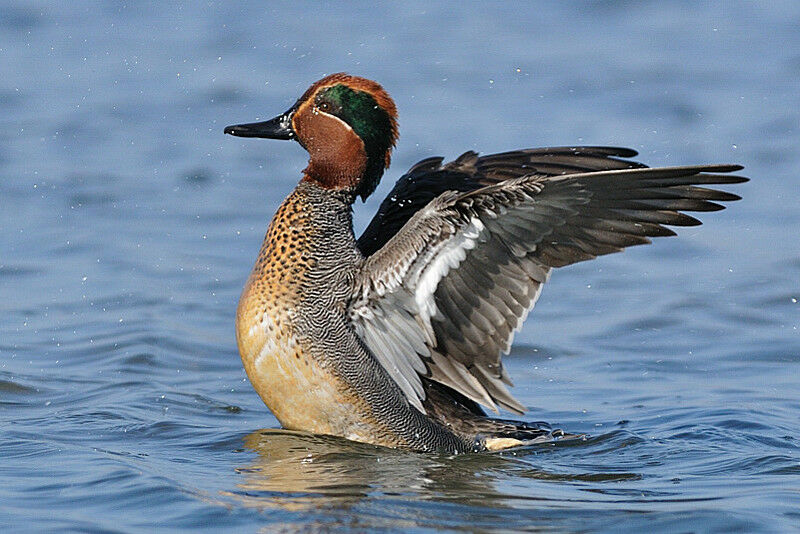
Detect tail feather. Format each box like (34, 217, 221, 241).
(423, 379, 581, 451)
(475, 419, 581, 451)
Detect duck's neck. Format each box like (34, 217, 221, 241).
(292, 179, 356, 234)
(280, 180, 361, 270)
(297, 174, 357, 205)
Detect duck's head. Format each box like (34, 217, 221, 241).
(225, 73, 398, 201)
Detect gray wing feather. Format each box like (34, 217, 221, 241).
(352, 164, 746, 414)
(351, 290, 429, 413)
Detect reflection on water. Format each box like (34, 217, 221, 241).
(216, 427, 778, 531)
(226, 429, 641, 514)
(231, 430, 394, 510)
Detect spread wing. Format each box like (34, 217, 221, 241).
(357, 147, 647, 257)
(351, 153, 746, 414)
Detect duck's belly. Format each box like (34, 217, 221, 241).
(237, 310, 380, 443)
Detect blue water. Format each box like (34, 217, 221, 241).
(1, 2, 798, 532)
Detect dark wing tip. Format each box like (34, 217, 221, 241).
(577, 146, 639, 158)
(720, 174, 749, 184)
(720, 164, 745, 172)
(696, 164, 747, 181)
(617, 147, 640, 158)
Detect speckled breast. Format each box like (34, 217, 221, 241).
(234, 186, 379, 442)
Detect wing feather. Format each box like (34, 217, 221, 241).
(351, 152, 746, 414)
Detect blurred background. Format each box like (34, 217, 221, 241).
(1, 2, 798, 532)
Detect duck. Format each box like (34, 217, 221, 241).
(224, 73, 746, 453)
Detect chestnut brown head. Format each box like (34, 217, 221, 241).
(225, 73, 398, 201)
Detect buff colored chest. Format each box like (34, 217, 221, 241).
(235, 187, 380, 443)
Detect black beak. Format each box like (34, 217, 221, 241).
(224, 110, 295, 140)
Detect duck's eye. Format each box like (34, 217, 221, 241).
(318, 102, 331, 112)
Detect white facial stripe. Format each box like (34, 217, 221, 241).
(318, 109, 355, 133)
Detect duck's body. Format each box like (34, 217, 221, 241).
(226, 73, 746, 452)
(236, 180, 468, 450)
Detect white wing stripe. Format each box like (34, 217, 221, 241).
(413, 217, 485, 324)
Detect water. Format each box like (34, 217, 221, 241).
(1, 1, 798, 532)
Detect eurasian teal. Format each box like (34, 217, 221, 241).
(224, 73, 746, 453)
